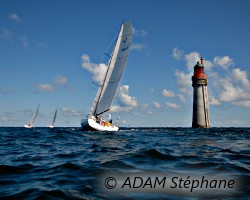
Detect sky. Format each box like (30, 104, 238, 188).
(0, 0, 250, 127)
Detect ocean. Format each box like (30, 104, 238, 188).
(0, 127, 249, 199)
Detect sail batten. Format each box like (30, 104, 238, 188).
(90, 22, 132, 116)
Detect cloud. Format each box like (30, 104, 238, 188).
(36, 83, 54, 92)
(213, 67, 250, 104)
(110, 105, 132, 112)
(60, 107, 81, 116)
(110, 85, 138, 112)
(19, 36, 29, 48)
(118, 85, 137, 107)
(163, 88, 185, 101)
(8, 13, 22, 22)
(132, 28, 147, 38)
(175, 70, 192, 96)
(218, 79, 248, 102)
(232, 68, 250, 87)
(131, 27, 147, 51)
(81, 54, 107, 84)
(131, 43, 146, 50)
(165, 102, 181, 111)
(162, 89, 175, 97)
(172, 47, 184, 61)
(152, 101, 161, 109)
(232, 100, 250, 107)
(55, 75, 67, 85)
(0, 28, 13, 41)
(213, 56, 233, 69)
(209, 96, 221, 106)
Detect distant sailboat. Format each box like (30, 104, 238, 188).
(48, 109, 57, 128)
(81, 21, 132, 131)
(24, 104, 40, 128)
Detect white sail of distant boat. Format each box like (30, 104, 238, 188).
(24, 104, 40, 128)
(81, 21, 132, 131)
(48, 109, 57, 128)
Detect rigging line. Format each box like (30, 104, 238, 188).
(101, 32, 119, 63)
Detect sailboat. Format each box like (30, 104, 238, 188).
(48, 109, 57, 128)
(81, 21, 132, 131)
(24, 104, 40, 128)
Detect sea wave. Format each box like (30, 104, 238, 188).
(0, 127, 249, 199)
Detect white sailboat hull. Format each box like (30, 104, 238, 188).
(81, 116, 118, 131)
(48, 125, 54, 128)
(24, 124, 33, 128)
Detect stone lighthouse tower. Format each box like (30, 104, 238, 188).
(192, 57, 210, 128)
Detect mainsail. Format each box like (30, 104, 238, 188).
(51, 109, 57, 127)
(90, 22, 132, 116)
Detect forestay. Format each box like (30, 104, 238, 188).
(90, 22, 132, 116)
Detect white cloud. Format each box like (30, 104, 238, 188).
(118, 85, 137, 107)
(165, 102, 181, 111)
(131, 43, 146, 50)
(232, 68, 250, 87)
(213, 56, 233, 69)
(162, 88, 186, 102)
(185, 52, 201, 71)
(209, 96, 221, 106)
(162, 89, 175, 97)
(152, 101, 161, 109)
(55, 75, 67, 85)
(232, 100, 250, 107)
(0, 28, 13, 41)
(131, 28, 147, 51)
(172, 47, 183, 61)
(60, 107, 81, 116)
(36, 83, 54, 92)
(218, 80, 241, 102)
(132, 28, 147, 38)
(81, 54, 107, 84)
(8, 13, 22, 22)
(110, 105, 132, 112)
(175, 70, 192, 96)
(19, 36, 29, 48)
(111, 85, 138, 112)
(176, 94, 185, 102)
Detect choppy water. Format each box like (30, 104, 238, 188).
(0, 127, 249, 199)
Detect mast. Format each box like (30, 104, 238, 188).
(31, 103, 40, 125)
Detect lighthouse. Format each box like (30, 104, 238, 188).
(192, 57, 210, 128)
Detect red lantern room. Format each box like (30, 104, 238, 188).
(193, 57, 208, 79)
